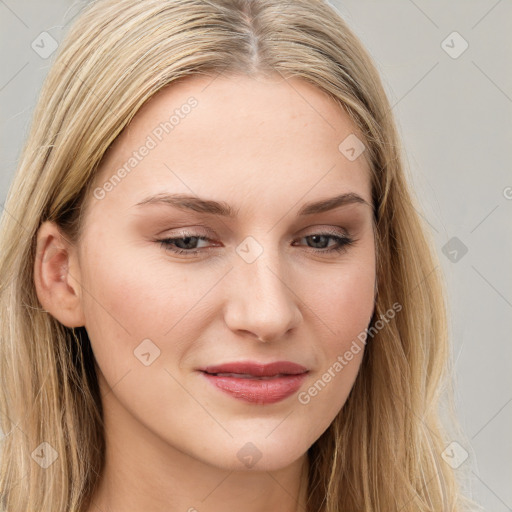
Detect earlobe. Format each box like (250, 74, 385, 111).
(33, 221, 86, 328)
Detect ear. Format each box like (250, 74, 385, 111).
(33, 220, 86, 328)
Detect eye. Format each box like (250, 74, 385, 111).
(158, 234, 212, 256)
(157, 229, 356, 257)
(293, 232, 355, 254)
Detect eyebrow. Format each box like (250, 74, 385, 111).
(133, 192, 373, 217)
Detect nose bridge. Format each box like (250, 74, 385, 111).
(224, 234, 301, 341)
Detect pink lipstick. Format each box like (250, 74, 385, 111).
(199, 361, 309, 404)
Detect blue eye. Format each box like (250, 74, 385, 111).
(158, 235, 211, 255)
(295, 233, 355, 253)
(158, 231, 355, 257)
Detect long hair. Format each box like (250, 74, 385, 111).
(0, 0, 477, 510)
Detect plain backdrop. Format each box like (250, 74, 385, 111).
(1, 1, 511, 510)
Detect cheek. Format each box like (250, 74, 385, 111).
(78, 241, 226, 381)
(306, 257, 376, 345)
(299, 226, 376, 345)
(80, 239, 212, 335)
(296, 258, 375, 414)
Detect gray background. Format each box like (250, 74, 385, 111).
(1, 1, 511, 510)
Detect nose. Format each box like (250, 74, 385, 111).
(223, 243, 303, 343)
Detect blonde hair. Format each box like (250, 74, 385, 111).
(0, 0, 478, 510)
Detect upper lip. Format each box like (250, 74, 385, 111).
(200, 360, 308, 377)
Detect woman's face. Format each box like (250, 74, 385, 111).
(73, 73, 376, 471)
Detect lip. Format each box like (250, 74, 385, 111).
(200, 360, 308, 377)
(199, 360, 309, 404)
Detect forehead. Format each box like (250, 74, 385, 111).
(89, 74, 372, 218)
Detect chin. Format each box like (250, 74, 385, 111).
(200, 436, 309, 472)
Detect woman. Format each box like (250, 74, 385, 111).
(0, 0, 478, 510)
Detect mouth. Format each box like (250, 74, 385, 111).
(199, 360, 308, 378)
(203, 372, 297, 380)
(198, 360, 309, 404)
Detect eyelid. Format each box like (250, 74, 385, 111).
(161, 225, 350, 241)
(301, 226, 349, 237)
(160, 226, 217, 239)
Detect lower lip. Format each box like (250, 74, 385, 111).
(201, 372, 308, 404)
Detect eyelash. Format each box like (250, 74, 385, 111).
(157, 230, 355, 257)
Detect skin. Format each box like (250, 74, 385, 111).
(34, 73, 376, 512)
